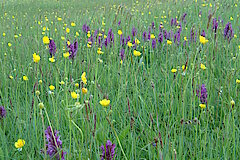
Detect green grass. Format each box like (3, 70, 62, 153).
(0, 0, 240, 159)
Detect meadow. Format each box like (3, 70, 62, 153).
(0, 0, 240, 159)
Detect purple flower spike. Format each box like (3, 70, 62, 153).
(196, 84, 208, 105)
(49, 39, 56, 57)
(45, 126, 66, 160)
(68, 40, 78, 60)
(152, 38, 156, 48)
(100, 140, 116, 160)
(201, 30, 206, 37)
(0, 106, 6, 119)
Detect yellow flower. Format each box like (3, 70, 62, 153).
(133, 50, 141, 57)
(182, 65, 187, 70)
(43, 26, 46, 31)
(71, 22, 76, 27)
(82, 88, 88, 94)
(66, 28, 70, 33)
(75, 83, 79, 88)
(59, 81, 65, 85)
(14, 35, 18, 38)
(61, 36, 65, 40)
(167, 40, 172, 45)
(49, 85, 55, 91)
(199, 36, 208, 44)
(57, 17, 62, 21)
(81, 72, 87, 84)
(15, 139, 25, 149)
(43, 36, 50, 44)
(236, 79, 240, 84)
(71, 92, 79, 99)
(99, 99, 110, 107)
(38, 102, 44, 109)
(184, 37, 188, 41)
(171, 68, 177, 73)
(87, 43, 91, 48)
(230, 100, 235, 106)
(201, 63, 206, 70)
(118, 30, 122, 35)
(150, 34, 155, 39)
(63, 52, 70, 58)
(230, 17, 233, 21)
(9, 75, 13, 79)
(23, 76, 28, 81)
(199, 104, 206, 109)
(8, 43, 12, 47)
(97, 48, 104, 55)
(76, 32, 79, 36)
(33, 53, 40, 63)
(2, 32, 6, 37)
(127, 41, 133, 47)
(39, 80, 42, 85)
(135, 38, 140, 44)
(49, 56, 55, 63)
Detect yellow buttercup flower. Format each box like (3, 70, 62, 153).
(133, 50, 141, 57)
(230, 100, 235, 106)
(33, 53, 40, 63)
(49, 57, 55, 63)
(150, 34, 155, 39)
(71, 22, 76, 27)
(71, 92, 79, 99)
(236, 79, 240, 84)
(201, 63, 206, 70)
(135, 38, 140, 44)
(199, 36, 208, 44)
(63, 52, 69, 58)
(82, 88, 88, 94)
(167, 40, 172, 45)
(75, 83, 79, 88)
(97, 48, 104, 55)
(182, 65, 187, 70)
(49, 85, 55, 91)
(81, 72, 87, 84)
(43, 36, 50, 44)
(76, 32, 79, 36)
(118, 30, 122, 35)
(8, 43, 12, 47)
(59, 81, 65, 85)
(199, 104, 206, 109)
(171, 68, 177, 73)
(66, 28, 70, 33)
(127, 41, 133, 47)
(2, 32, 6, 37)
(15, 139, 25, 150)
(57, 17, 62, 21)
(23, 76, 28, 81)
(99, 99, 110, 107)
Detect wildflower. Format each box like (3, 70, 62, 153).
(49, 85, 55, 91)
(100, 140, 116, 160)
(99, 99, 110, 107)
(150, 34, 155, 39)
(43, 36, 50, 44)
(127, 41, 133, 47)
(59, 81, 65, 85)
(97, 48, 104, 55)
(133, 50, 141, 57)
(15, 139, 25, 151)
(9, 75, 13, 79)
(71, 22, 76, 27)
(76, 32, 79, 36)
(66, 28, 70, 33)
(67, 40, 78, 60)
(45, 126, 66, 160)
(182, 65, 187, 70)
(2, 32, 6, 37)
(196, 84, 207, 105)
(118, 30, 122, 35)
(184, 37, 188, 41)
(230, 100, 235, 107)
(82, 88, 88, 94)
(33, 53, 40, 63)
(63, 52, 70, 58)
(152, 38, 156, 48)
(171, 68, 177, 73)
(49, 56, 55, 63)
(81, 72, 87, 84)
(135, 38, 140, 44)
(35, 90, 40, 96)
(57, 17, 62, 21)
(199, 36, 208, 44)
(132, 27, 137, 37)
(71, 92, 79, 99)
(49, 40, 56, 57)
(199, 103, 206, 109)
(39, 80, 43, 85)
(224, 22, 234, 41)
(8, 43, 12, 47)
(38, 102, 44, 109)
(236, 79, 240, 84)
(200, 63, 206, 70)
(0, 106, 6, 119)
(167, 40, 172, 45)
(23, 76, 28, 81)
(75, 83, 79, 88)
